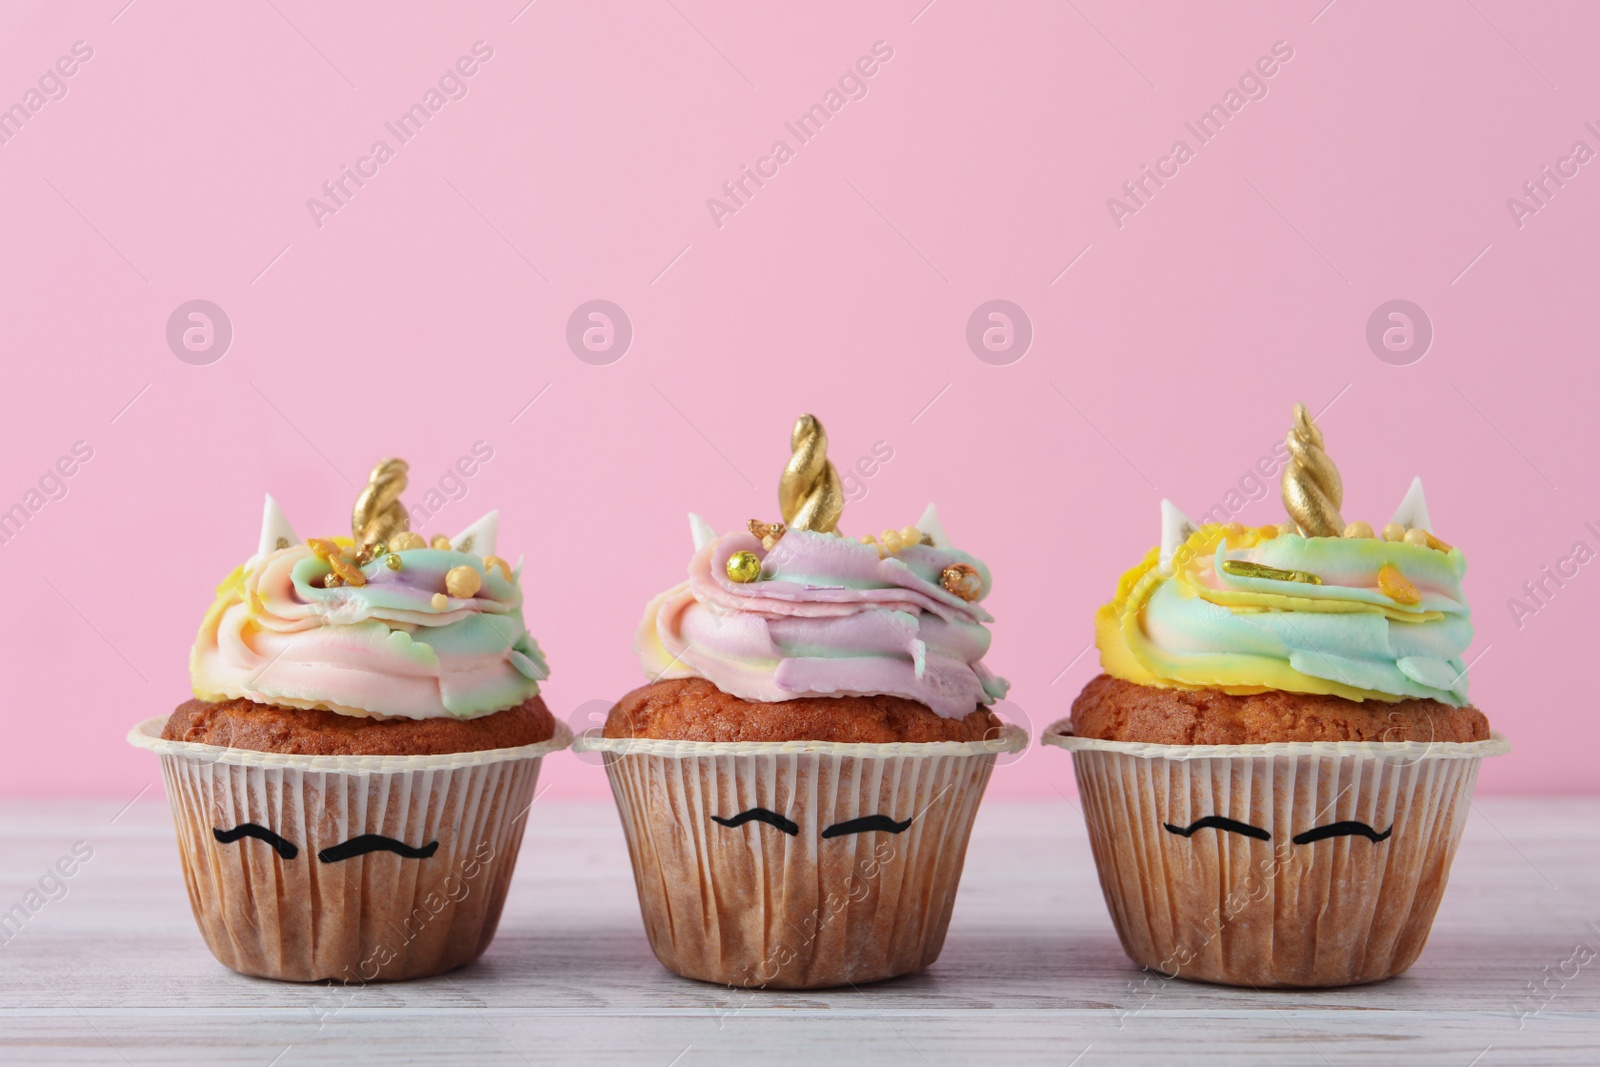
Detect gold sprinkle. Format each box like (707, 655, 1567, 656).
(323, 572, 343, 588)
(748, 519, 787, 551)
(457, 535, 474, 553)
(941, 562, 982, 601)
(389, 531, 426, 551)
(274, 537, 290, 551)
(385, 554, 403, 570)
(430, 534, 452, 550)
(307, 538, 341, 561)
(484, 555, 512, 580)
(431, 592, 449, 610)
(1258, 524, 1279, 540)
(1220, 559, 1323, 585)
(445, 565, 482, 599)
(1343, 521, 1375, 539)
(1378, 563, 1421, 605)
(1424, 530, 1453, 553)
(726, 550, 762, 583)
(327, 553, 367, 587)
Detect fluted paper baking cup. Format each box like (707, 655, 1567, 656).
(1042, 718, 1509, 987)
(128, 716, 571, 982)
(572, 725, 1027, 989)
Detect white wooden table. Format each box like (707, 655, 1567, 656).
(2, 797, 1595, 1065)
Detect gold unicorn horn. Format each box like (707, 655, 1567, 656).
(352, 458, 411, 547)
(779, 414, 844, 533)
(1281, 403, 1344, 536)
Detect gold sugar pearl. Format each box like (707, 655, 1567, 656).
(726, 550, 762, 583)
(430, 534, 452, 550)
(323, 572, 343, 588)
(445, 565, 482, 599)
(484, 555, 512, 580)
(900, 526, 923, 547)
(431, 592, 449, 610)
(880, 529, 903, 554)
(385, 554, 403, 570)
(370, 543, 388, 558)
(1259, 524, 1279, 539)
(1382, 523, 1406, 543)
(1344, 521, 1375, 539)
(1403, 528, 1429, 547)
(389, 531, 426, 551)
(941, 563, 982, 601)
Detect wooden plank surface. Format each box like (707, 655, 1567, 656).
(1, 797, 1596, 1065)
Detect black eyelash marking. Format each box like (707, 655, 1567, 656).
(213, 824, 299, 860)
(316, 835, 440, 863)
(1163, 816, 1271, 841)
(821, 815, 913, 839)
(711, 809, 800, 835)
(1292, 821, 1392, 845)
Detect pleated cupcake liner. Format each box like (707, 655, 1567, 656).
(1042, 718, 1510, 987)
(572, 725, 1028, 989)
(128, 716, 571, 982)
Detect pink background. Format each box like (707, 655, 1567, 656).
(1, 1, 1596, 799)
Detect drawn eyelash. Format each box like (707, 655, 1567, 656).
(316, 835, 440, 863)
(1291, 821, 1392, 845)
(213, 824, 299, 860)
(821, 815, 913, 839)
(1162, 816, 1271, 841)
(711, 809, 800, 836)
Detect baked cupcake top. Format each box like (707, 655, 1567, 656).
(191, 460, 547, 720)
(636, 415, 1009, 719)
(1095, 404, 1473, 706)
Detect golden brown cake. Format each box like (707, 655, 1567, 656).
(1070, 674, 1489, 746)
(164, 695, 556, 755)
(606, 677, 1000, 744)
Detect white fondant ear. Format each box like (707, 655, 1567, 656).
(916, 503, 950, 548)
(451, 510, 499, 556)
(257, 495, 298, 559)
(1390, 477, 1432, 532)
(1159, 499, 1198, 575)
(688, 513, 717, 551)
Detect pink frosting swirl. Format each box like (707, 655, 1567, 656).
(636, 523, 1009, 718)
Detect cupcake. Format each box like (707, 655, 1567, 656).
(1044, 404, 1507, 987)
(573, 415, 1024, 989)
(128, 459, 569, 982)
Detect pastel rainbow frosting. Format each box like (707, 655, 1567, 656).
(190, 498, 547, 720)
(1096, 485, 1473, 705)
(637, 506, 1010, 719)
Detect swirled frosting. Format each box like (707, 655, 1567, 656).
(1096, 523, 1473, 705)
(637, 514, 1010, 718)
(191, 540, 547, 720)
